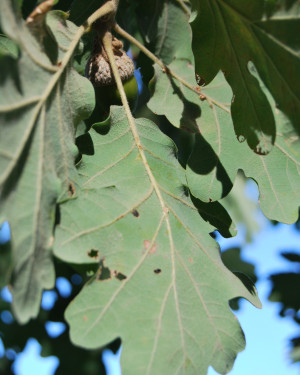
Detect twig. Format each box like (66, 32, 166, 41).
(114, 23, 231, 114)
(114, 24, 200, 94)
(176, 0, 191, 16)
(102, 31, 171, 216)
(205, 96, 231, 113)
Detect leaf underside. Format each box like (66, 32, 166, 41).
(1, 0, 298, 374)
(0, 2, 94, 322)
(54, 107, 260, 375)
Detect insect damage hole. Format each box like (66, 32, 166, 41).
(68, 182, 76, 197)
(111, 269, 127, 281)
(97, 260, 127, 282)
(115, 272, 127, 281)
(97, 259, 111, 281)
(87, 249, 100, 259)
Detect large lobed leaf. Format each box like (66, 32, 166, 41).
(148, 58, 300, 224)
(54, 106, 261, 375)
(0, 1, 94, 323)
(191, 0, 300, 154)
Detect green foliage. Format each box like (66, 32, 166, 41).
(0, 1, 94, 322)
(0, 0, 299, 374)
(54, 106, 260, 373)
(191, 0, 300, 154)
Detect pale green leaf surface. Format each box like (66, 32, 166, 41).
(191, 0, 300, 154)
(144, 0, 201, 132)
(0, 2, 94, 323)
(148, 61, 200, 131)
(54, 107, 260, 375)
(186, 71, 300, 224)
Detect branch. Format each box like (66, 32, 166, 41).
(86, 0, 118, 27)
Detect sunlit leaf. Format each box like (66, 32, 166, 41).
(54, 106, 260, 375)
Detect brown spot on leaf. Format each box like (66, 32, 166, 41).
(144, 240, 157, 255)
(154, 268, 161, 274)
(189, 258, 194, 263)
(132, 209, 140, 218)
(200, 94, 206, 101)
(68, 182, 76, 197)
(83, 315, 88, 321)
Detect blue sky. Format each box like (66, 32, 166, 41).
(1, 181, 300, 375)
(208, 222, 300, 375)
